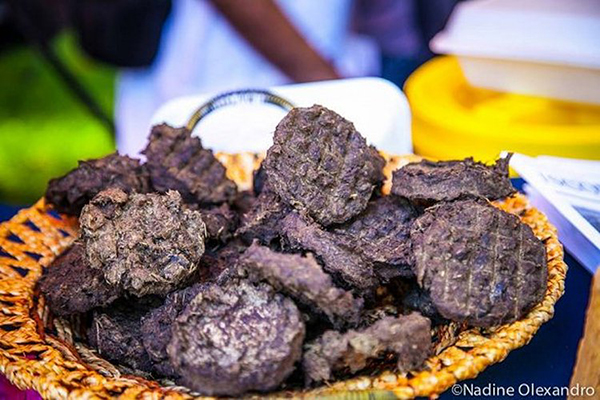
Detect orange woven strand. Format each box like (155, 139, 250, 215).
(0, 154, 567, 399)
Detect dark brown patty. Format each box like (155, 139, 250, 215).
(411, 199, 547, 327)
(332, 196, 419, 280)
(239, 242, 363, 328)
(141, 284, 204, 377)
(45, 153, 150, 216)
(80, 189, 206, 297)
(281, 212, 378, 295)
(167, 280, 305, 396)
(236, 190, 291, 245)
(142, 124, 237, 206)
(39, 242, 121, 316)
(303, 313, 431, 383)
(264, 105, 385, 226)
(88, 297, 161, 373)
(392, 156, 515, 204)
(196, 203, 239, 243)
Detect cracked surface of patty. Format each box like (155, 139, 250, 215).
(143, 124, 237, 206)
(167, 279, 305, 396)
(80, 188, 206, 297)
(411, 199, 547, 327)
(281, 212, 378, 295)
(239, 242, 363, 328)
(392, 156, 515, 204)
(303, 313, 431, 383)
(264, 105, 385, 226)
(45, 153, 150, 216)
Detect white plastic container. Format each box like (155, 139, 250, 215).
(431, 0, 600, 105)
(148, 77, 412, 155)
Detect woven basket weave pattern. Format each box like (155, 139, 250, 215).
(0, 153, 567, 399)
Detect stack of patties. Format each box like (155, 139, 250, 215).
(38, 105, 547, 397)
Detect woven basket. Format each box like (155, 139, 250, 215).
(0, 153, 567, 399)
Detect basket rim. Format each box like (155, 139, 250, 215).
(0, 154, 567, 399)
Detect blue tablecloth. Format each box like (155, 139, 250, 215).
(0, 204, 22, 223)
(0, 187, 592, 399)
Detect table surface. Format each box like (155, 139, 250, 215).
(0, 185, 592, 399)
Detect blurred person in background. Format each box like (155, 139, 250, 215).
(0, 0, 457, 205)
(3, 0, 458, 161)
(353, 0, 458, 87)
(116, 0, 380, 155)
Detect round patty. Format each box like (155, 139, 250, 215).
(80, 188, 206, 297)
(264, 105, 385, 226)
(167, 280, 305, 396)
(411, 199, 547, 327)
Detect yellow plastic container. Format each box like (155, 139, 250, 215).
(405, 56, 600, 162)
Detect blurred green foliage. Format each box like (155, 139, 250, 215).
(0, 32, 116, 204)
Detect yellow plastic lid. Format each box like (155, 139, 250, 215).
(405, 56, 600, 161)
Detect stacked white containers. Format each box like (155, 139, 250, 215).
(431, 0, 600, 105)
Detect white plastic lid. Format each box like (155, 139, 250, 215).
(431, 0, 600, 69)
(146, 78, 412, 156)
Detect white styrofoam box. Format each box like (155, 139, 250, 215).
(149, 77, 412, 155)
(431, 0, 600, 104)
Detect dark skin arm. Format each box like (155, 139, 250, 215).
(209, 0, 341, 82)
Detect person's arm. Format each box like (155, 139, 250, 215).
(209, 0, 340, 82)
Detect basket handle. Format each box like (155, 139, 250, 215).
(186, 89, 295, 131)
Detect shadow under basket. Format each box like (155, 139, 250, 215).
(0, 153, 567, 399)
